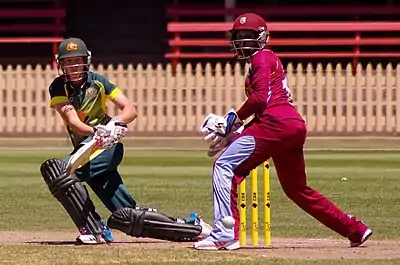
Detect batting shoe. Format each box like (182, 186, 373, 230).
(185, 212, 213, 240)
(194, 231, 240, 250)
(76, 220, 114, 245)
(348, 216, 373, 247)
(100, 219, 114, 243)
(76, 228, 107, 245)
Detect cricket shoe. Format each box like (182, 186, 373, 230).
(76, 233, 107, 245)
(348, 216, 373, 247)
(76, 220, 114, 245)
(100, 219, 114, 243)
(185, 212, 213, 240)
(194, 232, 240, 250)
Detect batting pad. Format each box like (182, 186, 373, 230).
(108, 207, 202, 241)
(40, 158, 103, 235)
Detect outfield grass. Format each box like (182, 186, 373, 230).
(1, 245, 400, 265)
(1, 149, 400, 264)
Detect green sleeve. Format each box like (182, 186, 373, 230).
(93, 73, 122, 100)
(49, 77, 69, 108)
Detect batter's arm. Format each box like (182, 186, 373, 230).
(54, 102, 94, 136)
(110, 93, 138, 125)
(48, 77, 95, 136)
(95, 72, 137, 124)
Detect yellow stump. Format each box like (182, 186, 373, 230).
(263, 161, 271, 245)
(251, 168, 259, 246)
(238, 161, 271, 246)
(238, 179, 246, 246)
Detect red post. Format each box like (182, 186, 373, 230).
(353, 31, 360, 74)
(52, 42, 58, 69)
(171, 32, 181, 75)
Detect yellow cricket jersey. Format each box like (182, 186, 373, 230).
(49, 71, 122, 147)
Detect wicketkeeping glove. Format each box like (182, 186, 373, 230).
(200, 109, 243, 136)
(200, 109, 244, 156)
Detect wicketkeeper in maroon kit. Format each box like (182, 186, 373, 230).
(196, 13, 372, 250)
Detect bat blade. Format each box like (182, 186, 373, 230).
(66, 139, 99, 175)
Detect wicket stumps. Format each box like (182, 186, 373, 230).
(238, 161, 271, 246)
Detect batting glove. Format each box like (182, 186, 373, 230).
(94, 117, 128, 149)
(93, 126, 116, 149)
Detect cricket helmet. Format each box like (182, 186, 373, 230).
(229, 13, 270, 59)
(55, 37, 92, 82)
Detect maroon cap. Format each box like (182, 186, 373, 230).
(230, 13, 267, 32)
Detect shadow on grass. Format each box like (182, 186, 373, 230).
(24, 239, 177, 246)
(25, 241, 77, 246)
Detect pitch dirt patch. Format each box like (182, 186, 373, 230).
(243, 237, 400, 260)
(0, 231, 399, 261)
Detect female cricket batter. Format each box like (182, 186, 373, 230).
(196, 13, 372, 250)
(40, 37, 211, 244)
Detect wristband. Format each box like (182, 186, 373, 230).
(111, 116, 123, 123)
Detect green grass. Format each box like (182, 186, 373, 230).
(1, 149, 400, 264)
(2, 136, 400, 148)
(1, 245, 399, 265)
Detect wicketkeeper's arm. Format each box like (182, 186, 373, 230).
(236, 60, 271, 121)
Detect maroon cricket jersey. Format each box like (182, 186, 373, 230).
(237, 49, 304, 122)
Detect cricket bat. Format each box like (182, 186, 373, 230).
(66, 138, 100, 175)
(65, 119, 126, 174)
(65, 120, 113, 175)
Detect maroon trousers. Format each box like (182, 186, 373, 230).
(229, 115, 360, 241)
